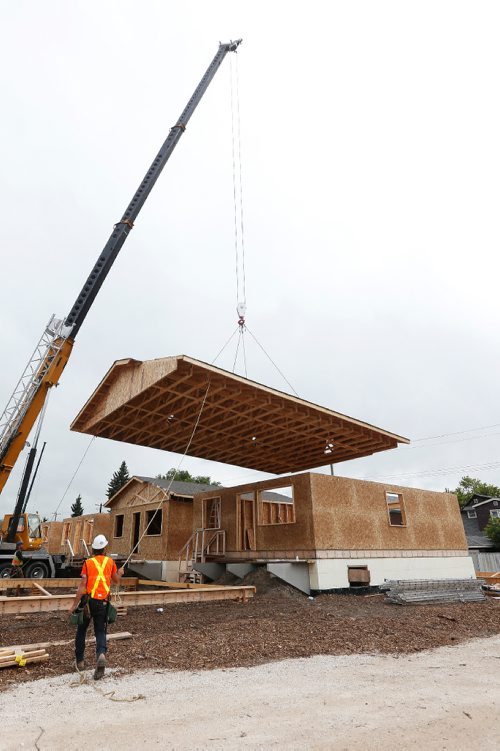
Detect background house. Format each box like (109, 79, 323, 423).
(461, 494, 500, 571)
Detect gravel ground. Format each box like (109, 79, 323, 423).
(1, 571, 499, 691)
(1, 635, 499, 750)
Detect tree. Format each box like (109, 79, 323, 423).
(156, 468, 221, 486)
(71, 494, 84, 517)
(484, 517, 500, 547)
(106, 461, 130, 500)
(446, 476, 500, 508)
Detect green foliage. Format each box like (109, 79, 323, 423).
(446, 476, 500, 508)
(156, 468, 221, 486)
(484, 516, 500, 546)
(106, 461, 131, 500)
(71, 494, 84, 517)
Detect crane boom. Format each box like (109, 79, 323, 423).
(0, 39, 242, 503)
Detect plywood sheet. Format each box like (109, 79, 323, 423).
(71, 356, 409, 474)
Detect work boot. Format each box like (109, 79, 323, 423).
(75, 659, 85, 671)
(94, 653, 106, 681)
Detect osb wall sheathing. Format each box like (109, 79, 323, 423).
(310, 474, 468, 551)
(107, 479, 193, 559)
(58, 513, 113, 557)
(194, 473, 315, 554)
(194, 472, 467, 558)
(41, 521, 63, 554)
(74, 358, 178, 433)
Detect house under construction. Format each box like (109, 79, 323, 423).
(70, 355, 475, 592)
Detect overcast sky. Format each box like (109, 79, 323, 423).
(1, 1, 500, 519)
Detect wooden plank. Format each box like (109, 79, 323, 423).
(32, 582, 53, 597)
(137, 579, 221, 589)
(0, 577, 138, 592)
(1, 631, 132, 653)
(0, 586, 255, 615)
(0, 654, 49, 669)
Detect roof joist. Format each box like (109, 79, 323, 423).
(71, 355, 409, 474)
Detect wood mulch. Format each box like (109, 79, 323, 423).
(1, 571, 499, 691)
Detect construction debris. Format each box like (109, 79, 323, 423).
(382, 579, 486, 605)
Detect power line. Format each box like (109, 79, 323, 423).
(401, 430, 500, 451)
(371, 459, 500, 482)
(412, 422, 500, 442)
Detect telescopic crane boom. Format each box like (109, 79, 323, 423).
(0, 40, 241, 540)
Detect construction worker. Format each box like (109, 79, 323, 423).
(11, 540, 25, 577)
(69, 534, 124, 680)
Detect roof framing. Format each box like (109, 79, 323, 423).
(71, 355, 409, 474)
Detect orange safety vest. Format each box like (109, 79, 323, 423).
(84, 556, 115, 600)
(11, 551, 23, 567)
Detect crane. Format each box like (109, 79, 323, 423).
(0, 39, 242, 550)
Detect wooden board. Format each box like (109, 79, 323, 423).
(70, 356, 409, 474)
(137, 579, 220, 589)
(1, 632, 131, 653)
(0, 577, 139, 592)
(0, 586, 255, 615)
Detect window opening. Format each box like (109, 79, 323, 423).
(348, 565, 370, 587)
(145, 509, 162, 535)
(467, 510, 477, 519)
(259, 485, 295, 525)
(386, 491, 406, 526)
(490, 509, 500, 518)
(114, 514, 124, 538)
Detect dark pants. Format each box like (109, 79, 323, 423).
(75, 598, 108, 662)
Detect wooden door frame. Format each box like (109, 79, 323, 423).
(131, 511, 141, 552)
(236, 493, 257, 551)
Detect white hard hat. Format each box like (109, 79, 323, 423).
(92, 534, 108, 550)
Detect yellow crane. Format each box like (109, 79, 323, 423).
(0, 40, 241, 564)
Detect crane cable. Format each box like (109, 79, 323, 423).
(52, 435, 96, 519)
(229, 52, 249, 380)
(228, 55, 295, 393)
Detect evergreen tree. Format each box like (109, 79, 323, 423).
(71, 494, 84, 517)
(106, 461, 130, 500)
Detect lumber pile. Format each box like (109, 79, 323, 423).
(0, 646, 49, 669)
(382, 578, 486, 605)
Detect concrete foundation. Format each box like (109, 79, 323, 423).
(128, 560, 165, 581)
(227, 563, 256, 579)
(309, 555, 476, 590)
(193, 562, 226, 581)
(267, 562, 311, 595)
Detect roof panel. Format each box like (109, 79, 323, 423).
(71, 355, 409, 474)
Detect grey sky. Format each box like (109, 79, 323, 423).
(1, 1, 500, 519)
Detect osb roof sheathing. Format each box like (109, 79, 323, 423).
(70, 355, 409, 474)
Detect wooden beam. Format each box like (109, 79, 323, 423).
(0, 586, 255, 615)
(137, 579, 221, 589)
(32, 582, 53, 597)
(0, 577, 139, 592)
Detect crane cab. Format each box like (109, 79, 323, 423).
(0, 513, 43, 551)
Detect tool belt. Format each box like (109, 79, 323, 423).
(69, 595, 117, 625)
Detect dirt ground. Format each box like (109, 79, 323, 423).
(1, 570, 499, 691)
